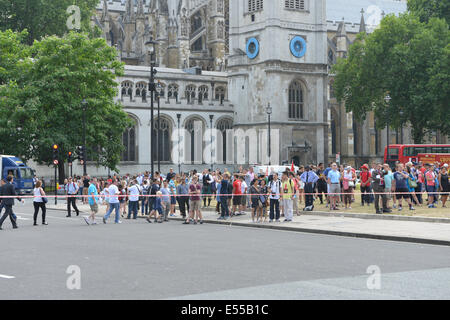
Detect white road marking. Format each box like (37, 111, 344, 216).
(16, 216, 31, 221)
(0, 274, 16, 279)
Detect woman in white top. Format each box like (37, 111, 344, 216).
(33, 180, 47, 226)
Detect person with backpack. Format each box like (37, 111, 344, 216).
(281, 172, 294, 222)
(268, 173, 281, 222)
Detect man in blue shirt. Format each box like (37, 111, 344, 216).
(84, 178, 100, 225)
(327, 163, 341, 210)
(300, 166, 319, 210)
(65, 177, 80, 217)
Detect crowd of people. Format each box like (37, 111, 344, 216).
(1, 160, 449, 229)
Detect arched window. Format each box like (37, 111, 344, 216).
(135, 82, 146, 101)
(288, 80, 305, 120)
(185, 85, 196, 104)
(121, 81, 134, 100)
(122, 117, 138, 162)
(156, 82, 166, 99)
(153, 117, 172, 162)
(198, 85, 208, 104)
(215, 86, 226, 104)
(185, 118, 204, 164)
(217, 118, 233, 163)
(168, 84, 179, 102)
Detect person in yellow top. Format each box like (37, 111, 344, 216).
(281, 172, 294, 222)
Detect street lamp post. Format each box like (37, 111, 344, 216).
(266, 103, 272, 166)
(145, 37, 158, 177)
(177, 114, 182, 174)
(209, 115, 214, 171)
(384, 94, 392, 165)
(156, 81, 162, 173)
(81, 99, 87, 176)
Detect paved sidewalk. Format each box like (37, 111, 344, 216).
(46, 201, 450, 246)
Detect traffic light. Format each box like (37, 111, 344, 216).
(68, 151, 73, 164)
(76, 146, 84, 162)
(52, 144, 59, 165)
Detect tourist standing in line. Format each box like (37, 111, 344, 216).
(268, 173, 281, 222)
(127, 180, 140, 220)
(281, 172, 294, 222)
(177, 179, 189, 219)
(327, 163, 341, 211)
(187, 176, 202, 225)
(218, 173, 230, 220)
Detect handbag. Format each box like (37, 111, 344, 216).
(409, 178, 418, 189)
(40, 188, 48, 204)
(348, 181, 355, 188)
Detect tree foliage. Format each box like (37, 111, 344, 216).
(0, 0, 100, 45)
(408, 0, 450, 24)
(0, 31, 132, 176)
(333, 13, 450, 143)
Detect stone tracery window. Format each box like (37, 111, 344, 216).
(198, 85, 208, 104)
(215, 86, 226, 104)
(122, 116, 138, 162)
(121, 81, 133, 99)
(153, 117, 171, 162)
(168, 84, 179, 102)
(185, 85, 196, 104)
(288, 80, 305, 120)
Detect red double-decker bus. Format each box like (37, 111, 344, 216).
(384, 144, 450, 167)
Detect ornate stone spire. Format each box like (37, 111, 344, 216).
(359, 9, 367, 34)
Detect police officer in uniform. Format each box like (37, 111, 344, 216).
(0, 175, 22, 230)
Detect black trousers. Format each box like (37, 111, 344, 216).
(304, 183, 315, 208)
(67, 196, 79, 216)
(269, 199, 280, 220)
(0, 205, 17, 228)
(177, 197, 189, 217)
(33, 202, 46, 223)
(361, 185, 371, 204)
(373, 189, 387, 212)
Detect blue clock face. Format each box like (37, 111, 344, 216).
(290, 36, 307, 58)
(246, 38, 259, 59)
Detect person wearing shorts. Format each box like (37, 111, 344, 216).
(327, 163, 341, 211)
(232, 174, 242, 216)
(186, 176, 202, 225)
(392, 163, 415, 211)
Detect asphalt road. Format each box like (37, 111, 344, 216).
(1, 202, 450, 300)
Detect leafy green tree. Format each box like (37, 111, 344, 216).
(333, 14, 450, 143)
(0, 0, 100, 45)
(408, 0, 450, 24)
(0, 31, 132, 180)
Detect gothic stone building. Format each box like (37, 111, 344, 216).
(35, 0, 422, 177)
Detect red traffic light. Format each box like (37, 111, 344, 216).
(53, 144, 59, 150)
(68, 152, 72, 156)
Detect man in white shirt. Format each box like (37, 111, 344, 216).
(127, 180, 140, 219)
(103, 180, 121, 224)
(269, 173, 281, 222)
(239, 176, 248, 215)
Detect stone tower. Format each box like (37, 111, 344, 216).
(207, 0, 226, 70)
(228, 0, 329, 165)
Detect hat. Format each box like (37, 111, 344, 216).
(361, 164, 369, 170)
(444, 164, 449, 168)
(346, 166, 352, 170)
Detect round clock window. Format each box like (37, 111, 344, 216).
(290, 36, 307, 58)
(246, 38, 259, 59)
